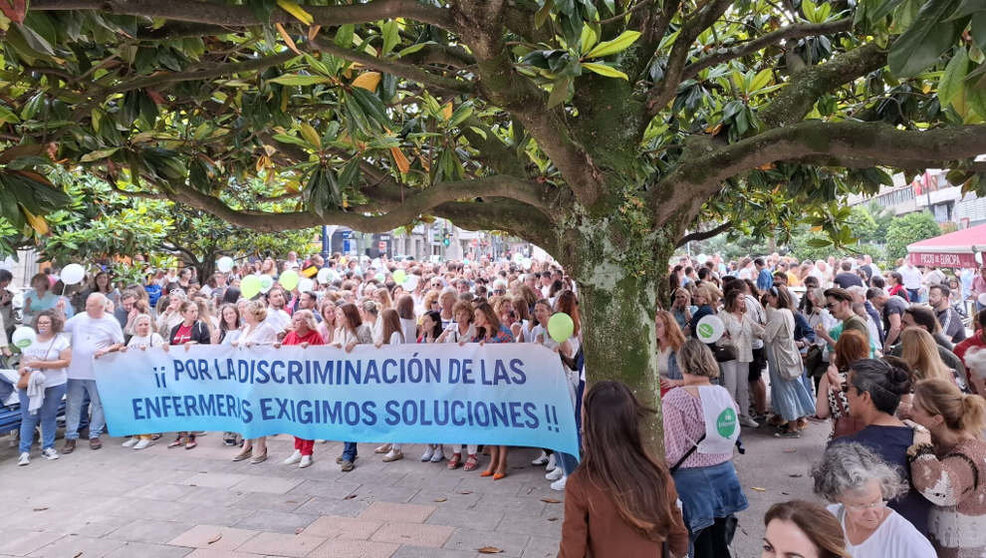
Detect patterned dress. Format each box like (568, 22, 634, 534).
(910, 438, 986, 557)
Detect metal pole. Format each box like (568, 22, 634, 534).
(321, 225, 330, 259)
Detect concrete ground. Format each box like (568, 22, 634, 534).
(0, 420, 828, 558)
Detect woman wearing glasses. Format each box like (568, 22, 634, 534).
(812, 443, 934, 557)
(832, 359, 932, 536)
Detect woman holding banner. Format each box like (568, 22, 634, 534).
(167, 301, 211, 450)
(231, 301, 279, 464)
(333, 303, 373, 472)
(279, 310, 324, 469)
(418, 310, 447, 464)
(376, 309, 408, 463)
(441, 301, 479, 470)
(470, 302, 515, 480)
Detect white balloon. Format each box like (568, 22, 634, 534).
(60, 263, 85, 286)
(11, 326, 36, 349)
(696, 315, 725, 344)
(298, 278, 315, 293)
(317, 268, 332, 284)
(521, 257, 533, 270)
(403, 274, 420, 291)
(216, 256, 234, 273)
(696, 253, 709, 265)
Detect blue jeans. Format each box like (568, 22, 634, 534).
(18, 383, 67, 453)
(65, 379, 104, 440)
(342, 442, 358, 462)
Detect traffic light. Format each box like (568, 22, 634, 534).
(442, 230, 451, 247)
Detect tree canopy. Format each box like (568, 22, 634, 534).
(2, 0, 986, 444)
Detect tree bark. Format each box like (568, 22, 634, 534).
(560, 220, 678, 457)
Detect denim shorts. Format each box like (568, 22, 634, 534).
(672, 461, 749, 533)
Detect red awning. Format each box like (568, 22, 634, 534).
(907, 224, 986, 268)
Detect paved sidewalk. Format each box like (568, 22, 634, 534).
(0, 422, 827, 558)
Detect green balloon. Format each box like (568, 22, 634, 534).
(375, 272, 385, 282)
(279, 270, 300, 291)
(240, 275, 261, 298)
(547, 312, 574, 344)
(393, 269, 407, 284)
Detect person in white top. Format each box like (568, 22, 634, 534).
(15, 310, 72, 466)
(62, 293, 124, 453)
(812, 443, 935, 558)
(119, 314, 165, 450)
(375, 309, 408, 462)
(263, 287, 291, 334)
(231, 301, 279, 465)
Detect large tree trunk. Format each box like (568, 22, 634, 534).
(560, 219, 678, 457)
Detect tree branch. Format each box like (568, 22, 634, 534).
(161, 174, 552, 233)
(309, 36, 474, 95)
(432, 199, 558, 254)
(654, 121, 986, 224)
(760, 42, 886, 129)
(645, 0, 734, 117)
(681, 18, 853, 81)
(31, 0, 455, 31)
(99, 51, 297, 97)
(676, 221, 732, 246)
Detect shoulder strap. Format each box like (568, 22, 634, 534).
(670, 433, 707, 473)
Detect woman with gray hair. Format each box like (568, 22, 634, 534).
(812, 443, 934, 557)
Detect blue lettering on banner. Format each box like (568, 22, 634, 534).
(96, 344, 578, 457)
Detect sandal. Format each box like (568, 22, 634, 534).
(185, 440, 198, 450)
(447, 453, 462, 470)
(167, 438, 184, 448)
(463, 454, 479, 472)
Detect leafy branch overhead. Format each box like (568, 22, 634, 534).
(0, 0, 983, 257)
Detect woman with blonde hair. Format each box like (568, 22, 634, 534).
(663, 339, 747, 556)
(279, 309, 324, 468)
(231, 300, 279, 464)
(908, 378, 986, 557)
(900, 328, 956, 385)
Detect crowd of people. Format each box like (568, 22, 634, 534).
(2, 250, 986, 557)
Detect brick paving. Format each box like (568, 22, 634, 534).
(0, 423, 828, 557)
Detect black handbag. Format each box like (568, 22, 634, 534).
(712, 343, 737, 363)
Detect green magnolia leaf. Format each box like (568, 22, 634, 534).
(267, 74, 333, 86)
(750, 69, 773, 92)
(449, 103, 474, 127)
(972, 12, 986, 53)
(948, 0, 986, 20)
(0, 104, 19, 124)
(939, 46, 969, 105)
(580, 62, 628, 80)
(584, 31, 641, 59)
(381, 21, 400, 56)
(888, 0, 965, 78)
(79, 148, 120, 163)
(547, 76, 571, 108)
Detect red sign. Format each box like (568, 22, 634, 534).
(909, 252, 979, 268)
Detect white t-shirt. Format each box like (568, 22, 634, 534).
(264, 308, 291, 333)
(22, 335, 70, 388)
(64, 314, 124, 380)
(400, 318, 417, 345)
(827, 504, 935, 558)
(127, 333, 164, 350)
(239, 321, 279, 345)
(897, 265, 923, 290)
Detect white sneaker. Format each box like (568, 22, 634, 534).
(545, 453, 556, 471)
(121, 438, 138, 448)
(299, 455, 313, 468)
(739, 415, 760, 428)
(283, 450, 303, 465)
(546, 467, 564, 481)
(550, 475, 567, 491)
(133, 439, 151, 450)
(430, 447, 445, 462)
(17, 452, 29, 466)
(41, 448, 59, 460)
(531, 450, 549, 466)
(420, 446, 435, 462)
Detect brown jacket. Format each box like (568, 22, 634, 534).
(558, 468, 689, 558)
